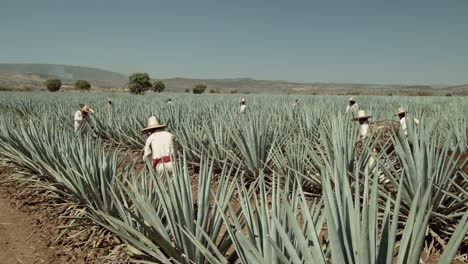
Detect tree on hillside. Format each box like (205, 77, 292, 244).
(75, 80, 91, 92)
(152, 81, 166, 93)
(192, 84, 207, 94)
(128, 73, 152, 94)
(45, 78, 62, 92)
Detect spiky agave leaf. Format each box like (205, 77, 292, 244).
(93, 154, 240, 263)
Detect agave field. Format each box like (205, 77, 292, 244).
(0, 91, 467, 264)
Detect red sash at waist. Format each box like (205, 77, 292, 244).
(152, 156, 172, 169)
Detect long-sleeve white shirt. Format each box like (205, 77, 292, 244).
(74, 111, 88, 132)
(400, 117, 420, 135)
(346, 103, 359, 113)
(239, 105, 247, 113)
(360, 123, 370, 139)
(143, 131, 175, 160)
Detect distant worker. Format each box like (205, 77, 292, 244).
(346, 97, 359, 113)
(142, 116, 175, 174)
(107, 97, 113, 107)
(166, 98, 173, 105)
(352, 110, 382, 180)
(395, 107, 419, 136)
(239, 98, 247, 113)
(74, 104, 94, 133)
(352, 110, 372, 139)
(293, 99, 300, 107)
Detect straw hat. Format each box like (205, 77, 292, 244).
(107, 97, 112, 102)
(352, 110, 372, 121)
(348, 97, 355, 102)
(395, 107, 406, 116)
(141, 116, 167, 133)
(79, 104, 94, 113)
(240, 98, 246, 103)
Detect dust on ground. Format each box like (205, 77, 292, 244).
(0, 162, 128, 264)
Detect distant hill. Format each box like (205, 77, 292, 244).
(158, 77, 467, 96)
(0, 63, 466, 95)
(0, 63, 127, 89)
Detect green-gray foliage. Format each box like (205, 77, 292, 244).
(193, 84, 207, 94)
(74, 79, 91, 92)
(128, 73, 152, 94)
(0, 92, 466, 263)
(152, 80, 165, 93)
(44, 78, 61, 92)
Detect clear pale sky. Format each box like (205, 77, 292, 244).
(1, 0, 467, 85)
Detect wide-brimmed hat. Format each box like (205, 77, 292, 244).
(141, 116, 167, 133)
(348, 96, 355, 102)
(79, 104, 94, 113)
(395, 107, 406, 116)
(240, 98, 246, 103)
(107, 97, 112, 102)
(352, 110, 372, 121)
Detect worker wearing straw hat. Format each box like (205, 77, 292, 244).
(74, 104, 94, 133)
(395, 107, 419, 136)
(293, 99, 300, 107)
(141, 116, 175, 173)
(106, 97, 113, 107)
(238, 98, 247, 113)
(166, 98, 173, 105)
(352, 110, 372, 138)
(346, 97, 359, 113)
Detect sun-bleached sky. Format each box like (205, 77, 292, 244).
(1, 0, 467, 85)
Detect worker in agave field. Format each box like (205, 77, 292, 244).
(238, 98, 247, 113)
(395, 107, 419, 136)
(293, 99, 300, 107)
(74, 104, 94, 133)
(166, 98, 173, 105)
(106, 97, 113, 107)
(352, 110, 372, 138)
(141, 116, 175, 173)
(346, 97, 359, 113)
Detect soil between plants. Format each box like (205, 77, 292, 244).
(0, 164, 128, 264)
(0, 182, 62, 264)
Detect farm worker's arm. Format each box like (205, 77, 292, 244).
(143, 136, 152, 161)
(345, 105, 350, 113)
(74, 111, 83, 121)
(414, 118, 420, 126)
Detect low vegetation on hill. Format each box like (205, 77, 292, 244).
(0, 63, 466, 95)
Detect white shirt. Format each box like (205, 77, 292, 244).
(400, 117, 420, 135)
(143, 131, 175, 160)
(74, 111, 88, 132)
(360, 123, 370, 138)
(346, 103, 359, 113)
(239, 105, 247, 113)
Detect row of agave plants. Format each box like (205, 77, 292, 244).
(0, 92, 467, 263)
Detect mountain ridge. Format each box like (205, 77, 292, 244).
(0, 63, 466, 95)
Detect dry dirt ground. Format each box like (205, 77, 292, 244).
(0, 162, 128, 264)
(0, 191, 60, 264)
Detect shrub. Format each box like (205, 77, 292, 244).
(152, 81, 165, 93)
(192, 84, 207, 94)
(45, 78, 61, 92)
(128, 73, 152, 94)
(75, 80, 91, 92)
